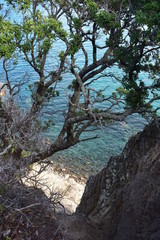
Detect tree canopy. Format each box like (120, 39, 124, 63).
(0, 0, 160, 168)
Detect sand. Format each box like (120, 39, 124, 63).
(23, 163, 86, 214)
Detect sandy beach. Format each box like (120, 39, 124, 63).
(23, 163, 86, 213)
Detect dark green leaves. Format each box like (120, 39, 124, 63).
(96, 10, 116, 29)
(69, 34, 82, 55)
(0, 19, 17, 58)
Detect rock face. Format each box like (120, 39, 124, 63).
(77, 119, 160, 240)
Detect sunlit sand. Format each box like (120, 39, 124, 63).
(0, 83, 7, 97)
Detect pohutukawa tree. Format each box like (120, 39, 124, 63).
(0, 0, 160, 171)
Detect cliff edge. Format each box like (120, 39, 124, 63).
(76, 118, 160, 240)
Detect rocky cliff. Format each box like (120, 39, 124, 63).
(76, 118, 160, 240)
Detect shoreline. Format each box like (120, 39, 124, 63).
(50, 154, 93, 179)
(24, 162, 86, 214)
(49, 160, 89, 183)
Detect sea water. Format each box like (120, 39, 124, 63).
(0, 3, 149, 176)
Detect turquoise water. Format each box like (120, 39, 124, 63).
(0, 56, 147, 176)
(0, 3, 150, 176)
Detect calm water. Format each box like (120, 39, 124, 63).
(0, 3, 149, 176)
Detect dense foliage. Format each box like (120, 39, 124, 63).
(0, 0, 160, 165)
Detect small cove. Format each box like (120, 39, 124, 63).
(0, 1, 149, 176)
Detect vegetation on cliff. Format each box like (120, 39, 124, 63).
(0, 0, 160, 238)
(0, 0, 160, 164)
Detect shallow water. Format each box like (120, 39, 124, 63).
(0, 2, 150, 176)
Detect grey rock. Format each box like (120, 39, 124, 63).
(77, 118, 160, 240)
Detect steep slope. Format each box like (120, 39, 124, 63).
(77, 118, 160, 240)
